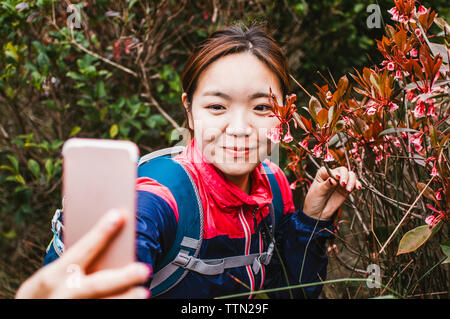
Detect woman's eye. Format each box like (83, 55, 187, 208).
(254, 105, 271, 112)
(207, 104, 225, 111)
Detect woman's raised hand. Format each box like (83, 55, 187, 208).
(15, 210, 151, 299)
(303, 166, 361, 221)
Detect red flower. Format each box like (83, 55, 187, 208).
(413, 100, 426, 118)
(387, 61, 396, 71)
(299, 138, 309, 150)
(324, 149, 334, 162)
(312, 144, 322, 158)
(267, 125, 282, 144)
(268, 88, 297, 126)
(418, 5, 427, 15)
(409, 48, 418, 57)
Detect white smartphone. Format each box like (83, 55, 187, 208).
(62, 138, 139, 274)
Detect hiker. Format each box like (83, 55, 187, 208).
(16, 25, 361, 299)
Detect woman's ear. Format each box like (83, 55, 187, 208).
(181, 92, 194, 131)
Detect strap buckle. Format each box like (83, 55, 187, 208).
(172, 251, 191, 268)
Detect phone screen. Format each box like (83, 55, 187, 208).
(62, 138, 138, 273)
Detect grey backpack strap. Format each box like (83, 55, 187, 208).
(169, 243, 274, 276)
(158, 203, 277, 278)
(150, 236, 200, 290)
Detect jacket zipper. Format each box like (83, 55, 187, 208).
(239, 206, 255, 299)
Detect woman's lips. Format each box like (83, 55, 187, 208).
(223, 146, 255, 157)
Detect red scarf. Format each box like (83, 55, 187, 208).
(174, 137, 273, 215)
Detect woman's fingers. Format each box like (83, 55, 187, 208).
(346, 171, 357, 192)
(74, 262, 151, 299)
(317, 166, 362, 193)
(62, 209, 126, 270)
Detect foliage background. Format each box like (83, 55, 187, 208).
(0, 0, 448, 298)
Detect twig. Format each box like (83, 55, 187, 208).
(334, 253, 368, 274)
(379, 176, 435, 254)
(139, 62, 182, 131)
(70, 36, 138, 77)
(290, 74, 312, 98)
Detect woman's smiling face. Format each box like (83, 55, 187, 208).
(182, 52, 283, 179)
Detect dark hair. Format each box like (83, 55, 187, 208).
(180, 25, 291, 135)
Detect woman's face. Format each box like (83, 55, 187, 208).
(182, 52, 283, 179)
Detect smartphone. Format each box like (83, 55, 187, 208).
(62, 138, 139, 274)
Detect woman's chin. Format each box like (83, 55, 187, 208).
(209, 158, 250, 174)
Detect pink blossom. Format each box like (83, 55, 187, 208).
(406, 89, 416, 100)
(427, 103, 435, 117)
(388, 101, 399, 112)
(375, 151, 384, 164)
(366, 100, 378, 115)
(410, 133, 423, 153)
(267, 125, 282, 143)
(413, 101, 426, 118)
(431, 165, 438, 177)
(324, 149, 334, 162)
(388, 7, 400, 21)
(290, 181, 297, 190)
(341, 116, 351, 126)
(425, 215, 438, 226)
(387, 61, 395, 71)
(282, 131, 293, 143)
(367, 105, 377, 115)
(409, 48, 418, 58)
(435, 188, 442, 201)
(299, 138, 309, 150)
(312, 144, 322, 158)
(418, 5, 427, 15)
(350, 143, 359, 156)
(395, 70, 402, 79)
(415, 28, 422, 37)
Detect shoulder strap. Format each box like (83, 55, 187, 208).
(137, 146, 203, 297)
(261, 161, 284, 229)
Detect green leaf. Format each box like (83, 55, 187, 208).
(27, 159, 40, 179)
(440, 239, 450, 264)
(378, 128, 419, 137)
(7, 155, 19, 173)
(11, 174, 26, 185)
(2, 230, 17, 239)
(96, 80, 106, 99)
(37, 52, 50, 69)
(0, 165, 15, 173)
(308, 96, 321, 122)
(45, 158, 53, 181)
(5, 42, 19, 62)
(397, 225, 434, 255)
(110, 124, 119, 138)
(69, 126, 81, 137)
(99, 106, 108, 121)
(66, 71, 84, 81)
(145, 114, 168, 129)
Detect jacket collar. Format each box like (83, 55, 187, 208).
(179, 137, 273, 213)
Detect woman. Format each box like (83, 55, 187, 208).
(16, 25, 360, 299)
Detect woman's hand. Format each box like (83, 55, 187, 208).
(303, 166, 361, 221)
(15, 210, 151, 299)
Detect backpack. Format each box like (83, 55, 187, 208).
(138, 146, 284, 297)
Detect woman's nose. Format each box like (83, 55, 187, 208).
(226, 126, 252, 136)
(225, 111, 252, 136)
